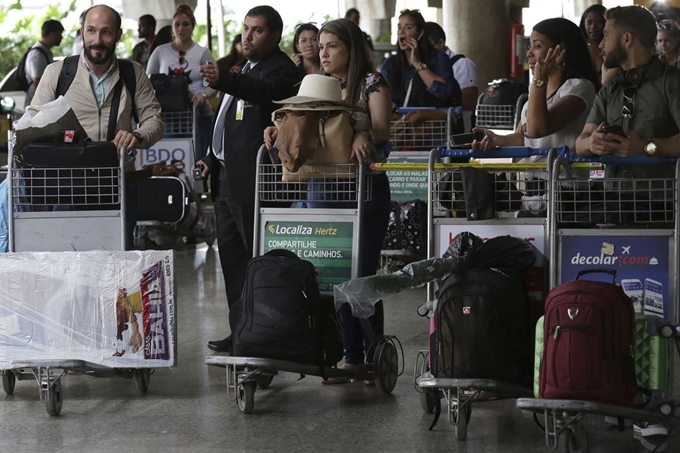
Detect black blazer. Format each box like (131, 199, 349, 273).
(206, 48, 301, 203)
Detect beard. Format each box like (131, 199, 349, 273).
(85, 42, 115, 65)
(603, 44, 627, 69)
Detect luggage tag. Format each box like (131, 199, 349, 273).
(235, 99, 245, 121)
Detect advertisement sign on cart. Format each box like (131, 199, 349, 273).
(136, 139, 195, 172)
(263, 220, 354, 291)
(560, 235, 670, 318)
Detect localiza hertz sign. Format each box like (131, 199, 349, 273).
(264, 221, 353, 291)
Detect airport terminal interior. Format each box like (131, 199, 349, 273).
(1, 242, 678, 453)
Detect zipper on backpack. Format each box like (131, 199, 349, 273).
(550, 324, 595, 339)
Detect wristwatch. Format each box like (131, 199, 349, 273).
(132, 131, 144, 147)
(416, 63, 428, 72)
(643, 140, 658, 157)
(531, 78, 547, 88)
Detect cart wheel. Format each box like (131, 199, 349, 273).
(256, 374, 274, 390)
(420, 389, 437, 413)
(2, 371, 16, 395)
(558, 425, 588, 453)
(135, 369, 151, 393)
(46, 379, 63, 417)
(454, 404, 469, 441)
(236, 381, 256, 414)
(374, 341, 398, 394)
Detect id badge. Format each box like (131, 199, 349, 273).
(235, 99, 245, 121)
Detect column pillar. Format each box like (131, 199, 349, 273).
(442, 0, 509, 89)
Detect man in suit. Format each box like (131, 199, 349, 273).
(198, 6, 301, 352)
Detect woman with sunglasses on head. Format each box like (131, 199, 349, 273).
(473, 18, 597, 160)
(264, 18, 392, 384)
(380, 9, 458, 109)
(657, 20, 680, 69)
(290, 23, 320, 76)
(147, 4, 217, 161)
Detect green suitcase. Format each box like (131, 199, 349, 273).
(533, 315, 674, 399)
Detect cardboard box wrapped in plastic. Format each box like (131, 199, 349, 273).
(0, 251, 175, 370)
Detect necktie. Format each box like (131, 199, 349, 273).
(212, 62, 252, 158)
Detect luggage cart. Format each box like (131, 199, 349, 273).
(206, 145, 402, 414)
(1, 142, 161, 415)
(135, 106, 216, 247)
(475, 92, 527, 136)
(517, 154, 680, 452)
(410, 147, 560, 440)
(390, 107, 461, 152)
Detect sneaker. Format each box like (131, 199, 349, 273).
(604, 416, 633, 427)
(633, 421, 668, 437)
(633, 433, 669, 452)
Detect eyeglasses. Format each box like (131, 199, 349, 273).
(622, 86, 635, 119)
(179, 50, 186, 65)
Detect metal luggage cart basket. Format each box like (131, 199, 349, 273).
(8, 144, 126, 252)
(390, 107, 460, 152)
(161, 109, 196, 139)
(475, 93, 527, 131)
(406, 147, 560, 441)
(552, 155, 676, 227)
(207, 146, 402, 414)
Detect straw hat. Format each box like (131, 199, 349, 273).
(275, 74, 362, 111)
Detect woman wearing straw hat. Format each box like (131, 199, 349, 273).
(265, 18, 392, 384)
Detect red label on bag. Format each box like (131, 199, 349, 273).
(64, 130, 75, 143)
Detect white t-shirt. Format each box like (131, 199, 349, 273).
(445, 48, 477, 90)
(147, 42, 216, 114)
(520, 77, 596, 158)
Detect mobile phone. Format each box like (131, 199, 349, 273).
(449, 131, 485, 147)
(621, 278, 643, 314)
(202, 60, 212, 87)
(643, 278, 664, 317)
(602, 124, 625, 136)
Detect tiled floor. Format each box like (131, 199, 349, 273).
(1, 243, 678, 452)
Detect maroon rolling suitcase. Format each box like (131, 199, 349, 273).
(539, 269, 638, 406)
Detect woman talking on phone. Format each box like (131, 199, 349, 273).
(473, 18, 597, 157)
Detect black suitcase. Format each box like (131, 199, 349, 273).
(135, 176, 188, 224)
(230, 249, 342, 366)
(431, 267, 532, 382)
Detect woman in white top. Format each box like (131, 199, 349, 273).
(147, 4, 217, 161)
(473, 18, 597, 157)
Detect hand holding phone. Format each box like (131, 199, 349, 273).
(203, 60, 213, 87)
(449, 131, 486, 147)
(602, 124, 626, 137)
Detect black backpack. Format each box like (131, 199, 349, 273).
(478, 78, 528, 107)
(431, 267, 532, 382)
(230, 249, 342, 367)
(16, 45, 49, 91)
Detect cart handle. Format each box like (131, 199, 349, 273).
(395, 107, 462, 116)
(438, 146, 568, 159)
(565, 154, 677, 166)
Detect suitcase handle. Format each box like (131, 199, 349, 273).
(575, 268, 617, 282)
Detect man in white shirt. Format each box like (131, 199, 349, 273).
(425, 22, 479, 111)
(24, 19, 64, 105)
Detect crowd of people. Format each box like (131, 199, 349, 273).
(16, 3, 680, 431)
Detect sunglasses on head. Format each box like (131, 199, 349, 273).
(658, 21, 677, 32)
(179, 50, 186, 65)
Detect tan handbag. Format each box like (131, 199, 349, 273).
(273, 105, 358, 182)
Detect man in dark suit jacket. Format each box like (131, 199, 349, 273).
(198, 6, 301, 352)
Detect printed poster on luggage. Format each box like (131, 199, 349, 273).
(263, 221, 353, 291)
(0, 251, 176, 370)
(560, 236, 669, 319)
